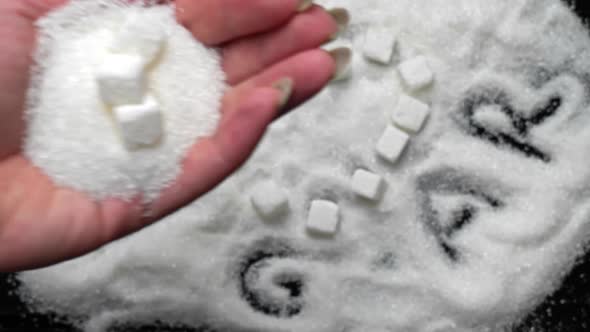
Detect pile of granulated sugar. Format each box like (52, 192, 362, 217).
(17, 0, 590, 332)
(25, 0, 225, 202)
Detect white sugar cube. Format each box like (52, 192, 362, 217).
(307, 200, 340, 236)
(97, 53, 147, 106)
(376, 126, 409, 163)
(392, 94, 431, 133)
(113, 95, 163, 149)
(362, 27, 397, 64)
(110, 15, 166, 64)
(251, 181, 289, 220)
(397, 56, 434, 91)
(352, 169, 385, 201)
(352, 169, 385, 200)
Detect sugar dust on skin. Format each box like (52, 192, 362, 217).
(18, 0, 590, 332)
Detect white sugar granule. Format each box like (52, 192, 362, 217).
(25, 0, 226, 202)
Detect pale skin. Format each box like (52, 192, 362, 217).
(0, 0, 340, 272)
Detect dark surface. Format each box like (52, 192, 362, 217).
(3, 1, 590, 331)
(570, 0, 590, 21)
(515, 254, 590, 332)
(0, 274, 75, 332)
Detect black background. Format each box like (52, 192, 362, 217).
(2, 1, 590, 331)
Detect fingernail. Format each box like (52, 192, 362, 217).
(327, 47, 352, 82)
(327, 8, 350, 40)
(272, 77, 294, 110)
(297, 0, 313, 12)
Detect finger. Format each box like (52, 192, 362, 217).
(150, 86, 285, 218)
(223, 6, 348, 85)
(224, 48, 349, 114)
(175, 0, 309, 45)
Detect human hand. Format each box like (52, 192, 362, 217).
(0, 0, 350, 272)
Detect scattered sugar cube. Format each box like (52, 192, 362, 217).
(391, 94, 431, 133)
(352, 169, 385, 201)
(362, 27, 397, 64)
(376, 126, 409, 163)
(113, 95, 163, 149)
(110, 15, 166, 64)
(251, 181, 289, 220)
(307, 200, 340, 236)
(97, 53, 147, 106)
(397, 56, 434, 91)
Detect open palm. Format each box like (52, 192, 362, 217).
(0, 0, 345, 272)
